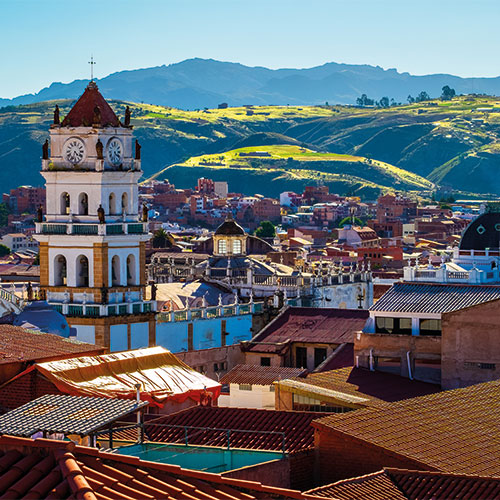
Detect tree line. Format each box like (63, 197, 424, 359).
(356, 86, 456, 107)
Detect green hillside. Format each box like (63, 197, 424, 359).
(2, 95, 500, 198)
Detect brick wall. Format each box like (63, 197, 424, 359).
(222, 458, 290, 489)
(442, 300, 500, 389)
(314, 426, 434, 484)
(289, 449, 316, 490)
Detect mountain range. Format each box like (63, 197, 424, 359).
(2, 58, 500, 110)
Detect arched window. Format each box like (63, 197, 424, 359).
(233, 239, 242, 255)
(121, 193, 128, 215)
(60, 192, 70, 215)
(111, 255, 121, 286)
(54, 255, 67, 286)
(218, 239, 227, 254)
(127, 254, 136, 285)
(78, 192, 88, 215)
(109, 193, 117, 215)
(76, 255, 89, 287)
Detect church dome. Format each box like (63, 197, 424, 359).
(13, 301, 71, 338)
(215, 216, 245, 236)
(459, 210, 500, 251)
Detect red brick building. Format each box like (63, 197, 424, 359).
(3, 186, 46, 214)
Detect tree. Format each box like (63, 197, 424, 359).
(0, 203, 10, 228)
(0, 244, 10, 257)
(441, 85, 456, 100)
(407, 95, 415, 104)
(152, 228, 171, 248)
(415, 91, 430, 103)
(356, 94, 374, 106)
(379, 96, 390, 108)
(255, 221, 276, 238)
(337, 216, 364, 228)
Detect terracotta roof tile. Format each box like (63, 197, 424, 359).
(61, 82, 121, 128)
(246, 307, 369, 353)
(0, 325, 104, 365)
(0, 435, 312, 499)
(120, 406, 324, 453)
(220, 364, 307, 386)
(306, 468, 500, 499)
(280, 367, 441, 408)
(313, 379, 500, 476)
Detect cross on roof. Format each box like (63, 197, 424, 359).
(88, 55, 96, 81)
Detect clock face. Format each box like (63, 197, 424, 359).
(64, 138, 85, 164)
(107, 138, 122, 165)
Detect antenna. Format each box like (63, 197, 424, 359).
(88, 55, 96, 81)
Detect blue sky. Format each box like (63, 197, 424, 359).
(1, 0, 499, 98)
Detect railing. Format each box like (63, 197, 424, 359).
(50, 300, 156, 317)
(72, 224, 98, 235)
(106, 224, 124, 235)
(447, 271, 469, 280)
(41, 224, 66, 234)
(37, 222, 148, 236)
(0, 288, 22, 308)
(128, 223, 145, 234)
(157, 302, 262, 323)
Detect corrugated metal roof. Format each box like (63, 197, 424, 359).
(0, 394, 147, 436)
(370, 282, 500, 314)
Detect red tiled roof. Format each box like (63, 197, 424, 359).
(285, 367, 441, 408)
(306, 468, 500, 499)
(0, 325, 104, 365)
(0, 435, 312, 499)
(312, 379, 500, 476)
(219, 364, 307, 386)
(246, 307, 369, 353)
(133, 406, 325, 453)
(61, 82, 121, 127)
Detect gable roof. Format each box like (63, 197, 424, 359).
(370, 282, 500, 314)
(306, 468, 500, 499)
(220, 364, 307, 386)
(312, 379, 500, 476)
(124, 406, 325, 453)
(0, 325, 103, 365)
(246, 307, 369, 353)
(61, 82, 121, 127)
(278, 367, 441, 409)
(0, 435, 311, 499)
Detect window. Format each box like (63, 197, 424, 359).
(111, 255, 120, 286)
(54, 255, 67, 286)
(78, 192, 88, 215)
(420, 319, 442, 336)
(269, 385, 275, 392)
(126, 254, 136, 285)
(296, 346, 308, 368)
(76, 255, 89, 287)
(375, 317, 412, 335)
(233, 239, 242, 254)
(292, 394, 353, 413)
(218, 239, 227, 254)
(239, 384, 252, 391)
(109, 192, 117, 215)
(60, 192, 70, 215)
(314, 348, 327, 367)
(121, 193, 128, 214)
(260, 357, 271, 367)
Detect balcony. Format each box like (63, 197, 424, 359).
(36, 222, 148, 236)
(52, 300, 156, 317)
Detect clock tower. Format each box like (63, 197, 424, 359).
(34, 82, 156, 350)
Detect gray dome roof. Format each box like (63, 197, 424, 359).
(13, 301, 71, 337)
(215, 218, 245, 236)
(459, 212, 500, 251)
